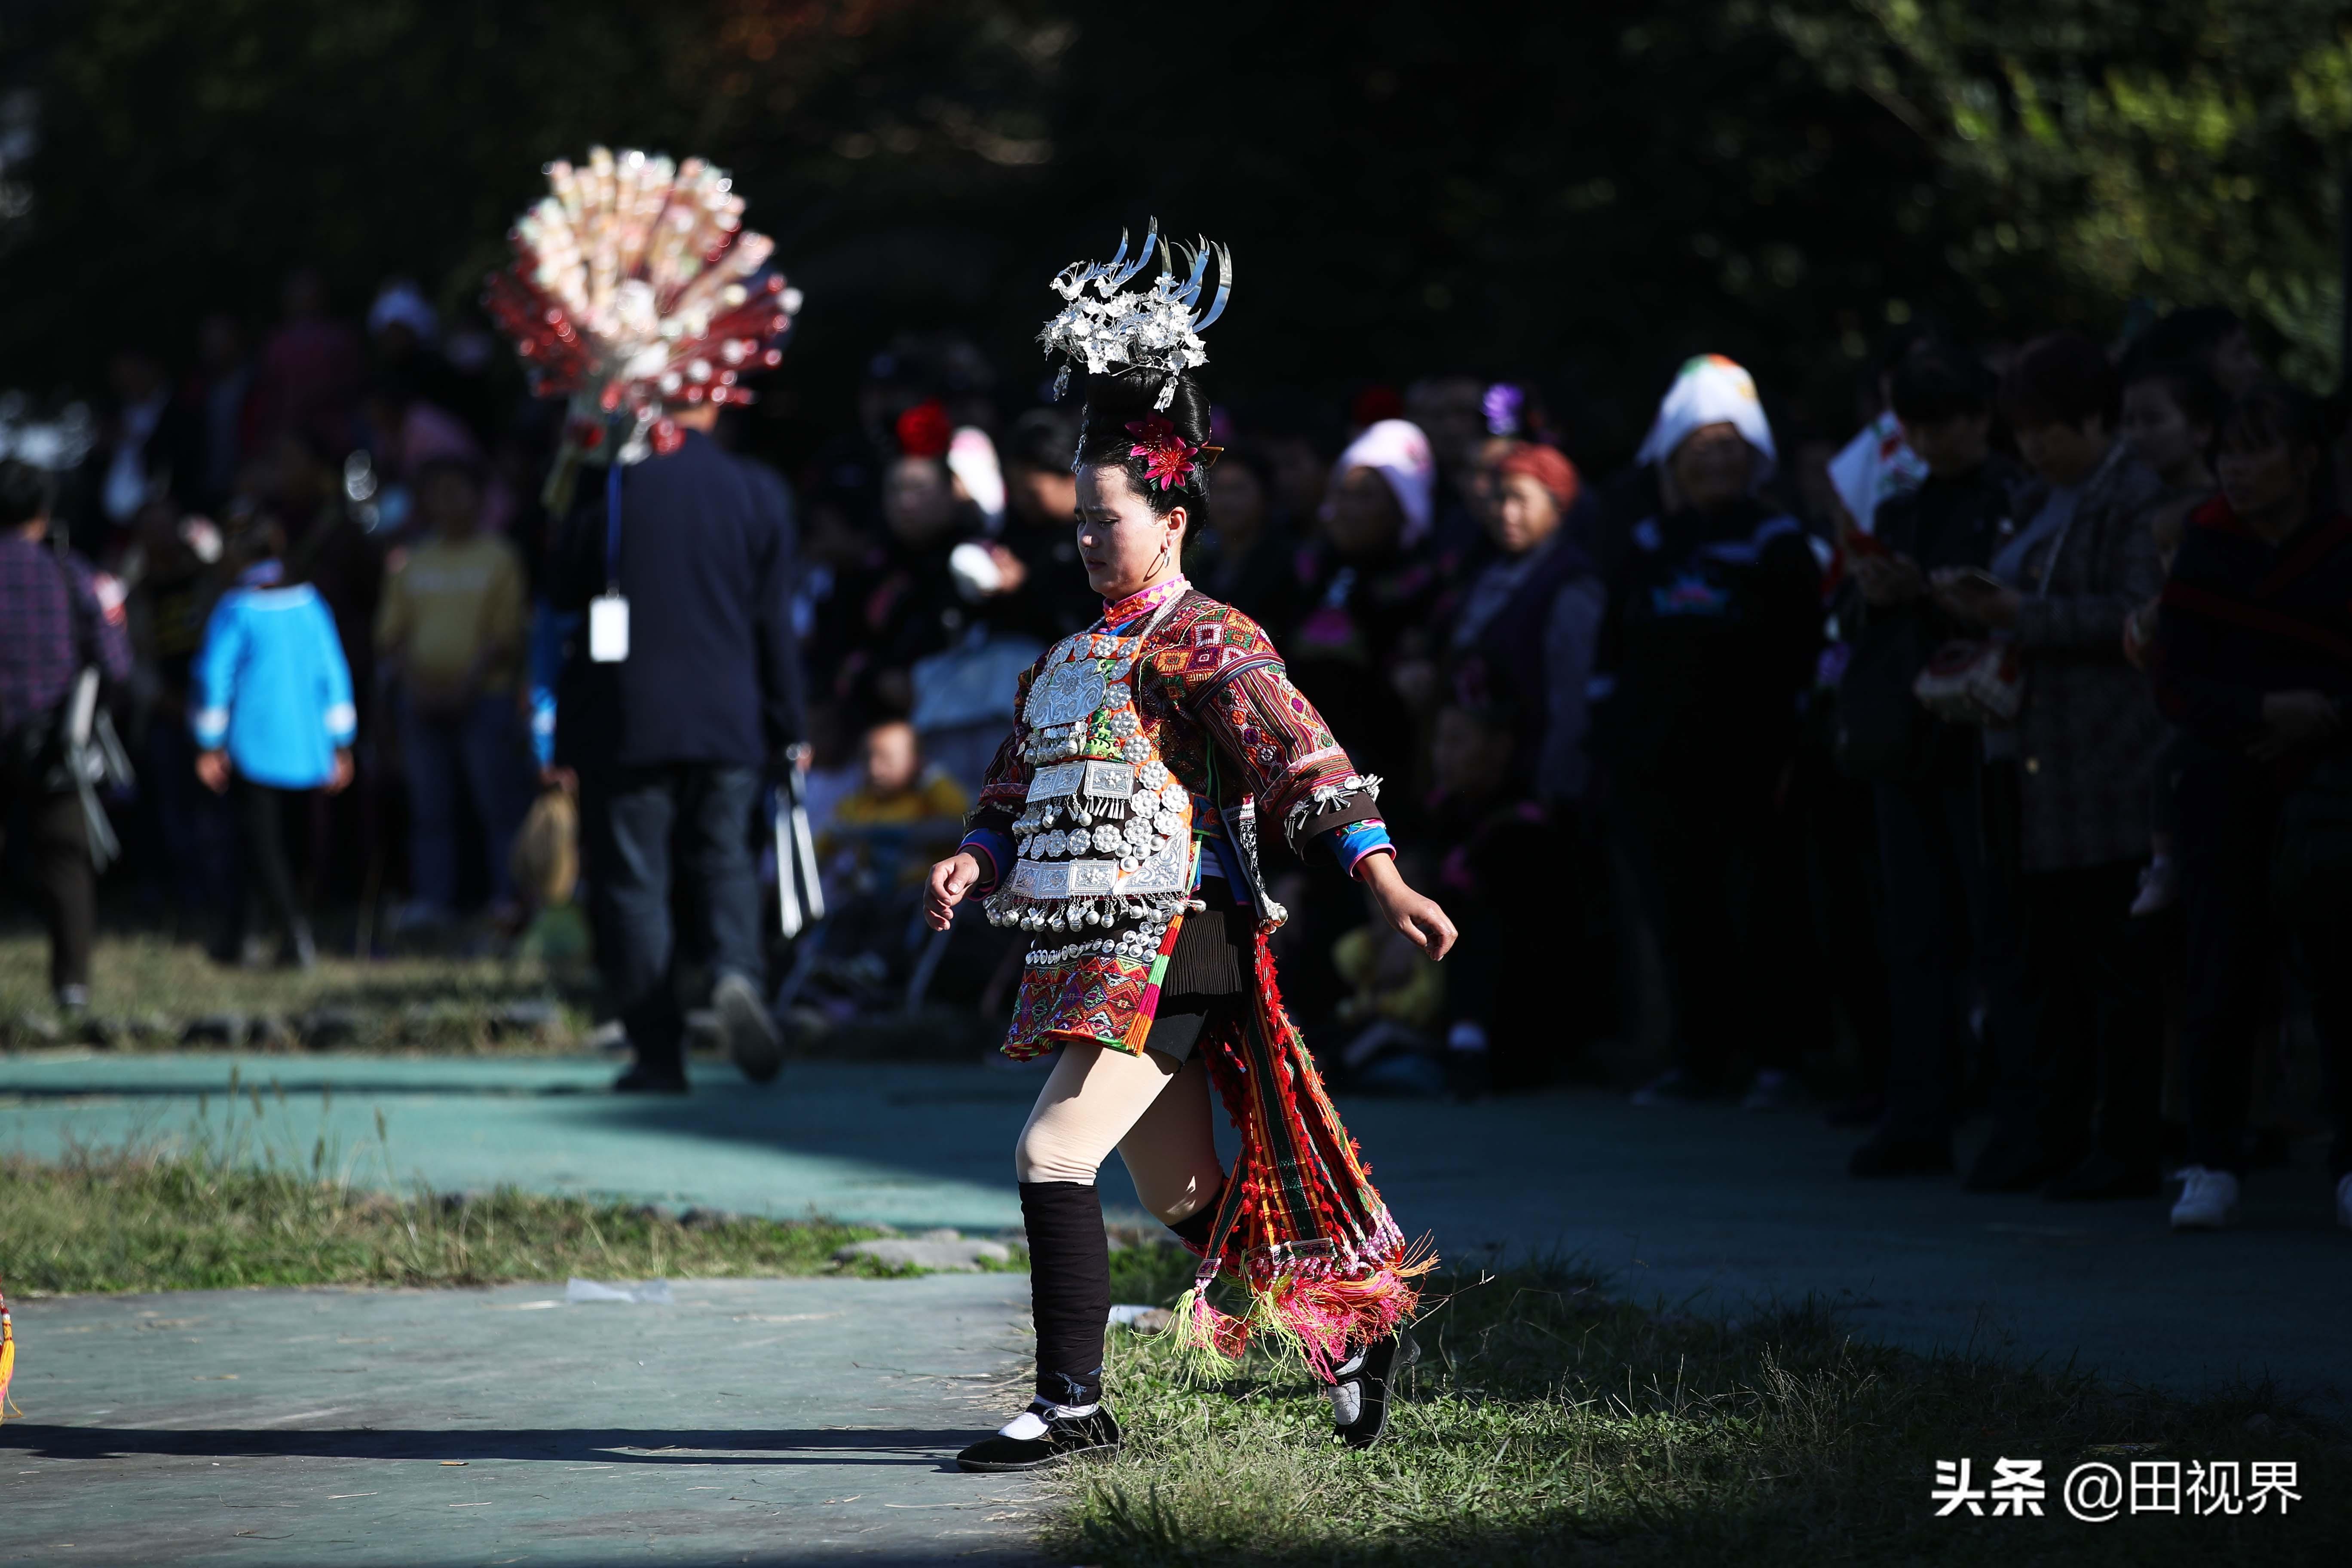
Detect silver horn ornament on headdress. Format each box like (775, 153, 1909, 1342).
(1038, 220, 1232, 410)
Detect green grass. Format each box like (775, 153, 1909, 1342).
(0, 1068, 928, 1294)
(0, 927, 591, 1052)
(1054, 1254, 2350, 1567)
(0, 1142, 903, 1294)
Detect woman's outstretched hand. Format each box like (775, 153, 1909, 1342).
(1356, 851, 1457, 961)
(925, 851, 983, 931)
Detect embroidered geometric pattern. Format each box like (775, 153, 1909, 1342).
(972, 591, 1371, 867)
(1002, 916, 1182, 1060)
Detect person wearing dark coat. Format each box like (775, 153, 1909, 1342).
(1594, 357, 1824, 1106)
(2150, 385, 2352, 1234)
(548, 408, 805, 1091)
(1930, 333, 2166, 1198)
(1838, 348, 2030, 1179)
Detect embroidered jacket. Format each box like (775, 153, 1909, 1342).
(963, 588, 1384, 903)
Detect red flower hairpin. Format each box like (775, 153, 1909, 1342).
(1125, 413, 1201, 491)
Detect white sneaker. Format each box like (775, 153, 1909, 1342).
(2336, 1173, 2352, 1232)
(2169, 1165, 2240, 1230)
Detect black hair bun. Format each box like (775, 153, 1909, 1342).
(1072, 368, 1211, 518)
(1077, 368, 1209, 453)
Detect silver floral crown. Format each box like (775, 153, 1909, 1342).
(1038, 220, 1231, 410)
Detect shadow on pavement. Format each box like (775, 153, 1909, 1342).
(0, 1424, 982, 1471)
(0, 1079, 604, 1100)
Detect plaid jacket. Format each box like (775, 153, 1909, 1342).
(2009, 446, 2167, 872)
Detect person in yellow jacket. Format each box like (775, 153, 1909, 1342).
(375, 456, 531, 928)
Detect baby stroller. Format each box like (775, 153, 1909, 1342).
(768, 772, 957, 1023)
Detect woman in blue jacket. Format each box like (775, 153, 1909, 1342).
(192, 525, 355, 966)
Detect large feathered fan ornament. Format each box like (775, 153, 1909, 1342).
(483, 146, 801, 503)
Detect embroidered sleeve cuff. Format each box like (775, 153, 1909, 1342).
(1283, 772, 1382, 850)
(959, 829, 1012, 893)
(1326, 818, 1395, 876)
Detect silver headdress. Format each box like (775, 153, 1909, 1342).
(1038, 220, 1231, 410)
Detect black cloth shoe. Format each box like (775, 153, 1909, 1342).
(612, 1062, 689, 1094)
(2042, 1150, 2161, 1201)
(1847, 1132, 1955, 1178)
(1330, 1332, 1418, 1450)
(956, 1401, 1121, 1473)
(1963, 1133, 2074, 1193)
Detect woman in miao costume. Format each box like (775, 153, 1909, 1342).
(928, 227, 1456, 1472)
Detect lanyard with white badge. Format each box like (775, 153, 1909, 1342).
(588, 457, 629, 662)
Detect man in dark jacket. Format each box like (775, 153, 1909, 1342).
(1838, 347, 2029, 1178)
(549, 407, 805, 1091)
(0, 459, 134, 1014)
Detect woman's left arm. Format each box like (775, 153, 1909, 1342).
(1188, 640, 1455, 957)
(1353, 846, 1458, 959)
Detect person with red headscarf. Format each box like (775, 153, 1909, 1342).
(1446, 442, 1603, 805)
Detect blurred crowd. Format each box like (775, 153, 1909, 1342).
(3, 268, 2349, 1230)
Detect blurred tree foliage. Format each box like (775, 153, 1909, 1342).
(1, 0, 2341, 460)
(1764, 0, 2352, 388)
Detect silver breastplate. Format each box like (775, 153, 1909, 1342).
(984, 623, 1195, 959)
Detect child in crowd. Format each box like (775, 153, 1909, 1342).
(796, 719, 970, 1014)
(1331, 847, 1449, 1095)
(1421, 701, 1583, 1094)
(819, 718, 969, 895)
(192, 523, 355, 967)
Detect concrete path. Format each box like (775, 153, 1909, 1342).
(0, 1274, 1047, 1567)
(4, 1050, 2349, 1415)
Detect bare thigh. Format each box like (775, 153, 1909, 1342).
(1014, 1043, 1225, 1223)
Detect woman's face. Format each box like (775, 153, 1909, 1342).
(1492, 472, 1562, 556)
(2014, 416, 2111, 487)
(1325, 465, 1403, 558)
(1467, 435, 1516, 527)
(2120, 380, 2209, 485)
(2215, 439, 2316, 530)
(2210, 327, 2264, 397)
(1207, 460, 1267, 548)
(882, 457, 956, 547)
(1667, 423, 1755, 512)
(1075, 464, 1184, 599)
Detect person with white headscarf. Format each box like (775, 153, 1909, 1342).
(1284, 416, 1444, 799)
(1594, 355, 1825, 1110)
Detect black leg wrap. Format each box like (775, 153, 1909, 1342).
(1019, 1180, 1109, 1407)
